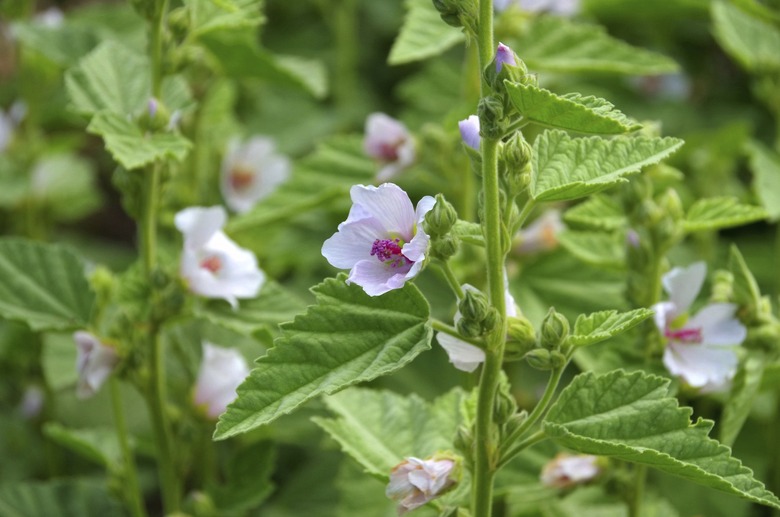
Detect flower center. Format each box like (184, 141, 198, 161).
(377, 138, 404, 162)
(230, 165, 255, 191)
(665, 327, 703, 344)
(200, 255, 223, 274)
(371, 238, 412, 269)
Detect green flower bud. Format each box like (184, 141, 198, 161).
(430, 235, 460, 260)
(502, 410, 528, 437)
(138, 98, 172, 132)
(502, 132, 533, 193)
(550, 350, 567, 368)
(432, 0, 462, 27)
(482, 307, 500, 334)
(424, 194, 458, 238)
(454, 424, 473, 455)
(710, 270, 734, 304)
(495, 384, 518, 425)
(167, 7, 190, 42)
(541, 307, 569, 351)
(459, 288, 491, 324)
(478, 96, 506, 139)
(505, 316, 537, 359)
(525, 348, 554, 370)
(457, 318, 484, 338)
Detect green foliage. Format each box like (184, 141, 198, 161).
(87, 112, 192, 170)
(505, 83, 641, 134)
(314, 387, 463, 478)
(530, 131, 684, 202)
(720, 354, 765, 447)
(557, 230, 625, 269)
(214, 275, 432, 440)
(544, 370, 780, 510)
(510, 17, 678, 74)
(388, 0, 465, 65)
(745, 141, 780, 221)
(210, 441, 277, 516)
(712, 1, 780, 72)
(683, 197, 767, 232)
(0, 239, 94, 331)
(184, 0, 264, 36)
(0, 480, 123, 516)
(567, 309, 653, 347)
(728, 245, 763, 320)
(563, 195, 626, 231)
(43, 423, 124, 468)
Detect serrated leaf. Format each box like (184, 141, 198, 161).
(0, 239, 94, 331)
(712, 1, 780, 72)
(564, 195, 626, 231)
(746, 141, 780, 221)
(388, 0, 465, 65)
(313, 388, 463, 478)
(530, 131, 684, 202)
(683, 197, 766, 232)
(511, 17, 678, 74)
(558, 230, 625, 269)
(185, 0, 264, 36)
(720, 354, 765, 447)
(0, 480, 123, 517)
(87, 111, 192, 170)
(505, 83, 641, 134)
(11, 21, 98, 67)
(567, 309, 653, 347)
(544, 370, 780, 510)
(214, 276, 432, 440)
(43, 424, 123, 468)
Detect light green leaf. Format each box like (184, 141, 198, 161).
(567, 309, 653, 347)
(29, 154, 101, 221)
(558, 230, 625, 269)
(746, 141, 780, 221)
(87, 111, 192, 170)
(313, 388, 463, 478)
(530, 130, 684, 202)
(0, 239, 94, 331)
(512, 17, 678, 74)
(185, 0, 264, 36)
(388, 0, 465, 65)
(564, 195, 626, 231)
(544, 370, 780, 510)
(712, 1, 780, 72)
(43, 423, 123, 468)
(210, 441, 277, 515)
(720, 354, 765, 447)
(505, 83, 641, 134)
(214, 275, 432, 440)
(11, 21, 98, 67)
(0, 480, 123, 517)
(683, 197, 767, 232)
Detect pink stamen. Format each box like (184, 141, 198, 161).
(230, 166, 255, 191)
(665, 327, 702, 344)
(200, 255, 222, 274)
(377, 139, 403, 162)
(371, 238, 412, 269)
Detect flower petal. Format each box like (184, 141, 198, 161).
(662, 262, 706, 314)
(437, 333, 485, 372)
(458, 115, 480, 150)
(347, 259, 409, 296)
(349, 184, 416, 238)
(175, 206, 227, 249)
(688, 303, 746, 346)
(663, 341, 738, 389)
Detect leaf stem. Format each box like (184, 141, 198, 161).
(435, 260, 465, 299)
(110, 379, 147, 517)
(630, 464, 647, 517)
(431, 319, 485, 348)
(497, 430, 548, 470)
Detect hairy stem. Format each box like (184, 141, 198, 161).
(431, 319, 485, 348)
(110, 379, 147, 517)
(435, 260, 465, 299)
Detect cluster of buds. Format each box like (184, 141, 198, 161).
(524, 307, 570, 370)
(424, 194, 460, 261)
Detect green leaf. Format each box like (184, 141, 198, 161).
(746, 141, 780, 221)
(558, 230, 625, 269)
(0, 480, 123, 517)
(728, 245, 763, 323)
(511, 17, 678, 74)
(388, 0, 465, 65)
(11, 21, 98, 67)
(505, 83, 641, 135)
(564, 195, 626, 231)
(42, 423, 124, 468)
(313, 388, 463, 478)
(720, 354, 765, 447)
(544, 370, 780, 510)
(567, 309, 653, 347)
(210, 441, 277, 515)
(683, 197, 767, 232)
(530, 131, 684, 202)
(29, 154, 101, 221)
(185, 0, 264, 37)
(87, 111, 192, 170)
(214, 275, 433, 440)
(0, 239, 94, 331)
(712, 1, 780, 72)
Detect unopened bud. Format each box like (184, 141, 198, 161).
(503, 131, 533, 171)
(167, 7, 190, 41)
(459, 288, 491, 324)
(541, 307, 569, 351)
(457, 318, 484, 338)
(503, 410, 528, 437)
(425, 194, 458, 238)
(478, 96, 506, 139)
(139, 97, 171, 132)
(482, 307, 499, 334)
(430, 235, 460, 260)
(525, 348, 554, 370)
(454, 425, 473, 455)
(495, 386, 518, 425)
(432, 0, 463, 27)
(710, 270, 734, 304)
(505, 316, 537, 358)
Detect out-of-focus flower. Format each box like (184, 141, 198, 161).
(458, 115, 480, 150)
(496, 42, 517, 73)
(0, 101, 24, 153)
(498, 0, 579, 15)
(322, 183, 435, 296)
(629, 73, 691, 101)
(34, 7, 65, 28)
(541, 454, 601, 488)
(19, 385, 45, 419)
(74, 331, 119, 399)
(515, 210, 565, 254)
(220, 136, 291, 214)
(652, 262, 746, 392)
(386, 456, 458, 515)
(175, 206, 265, 308)
(437, 286, 518, 372)
(193, 342, 250, 419)
(363, 113, 416, 182)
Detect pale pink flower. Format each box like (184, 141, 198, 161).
(496, 43, 517, 73)
(363, 113, 416, 182)
(175, 206, 265, 308)
(541, 454, 600, 488)
(74, 331, 119, 399)
(322, 184, 435, 296)
(193, 342, 250, 419)
(458, 115, 480, 150)
(386, 457, 457, 515)
(220, 136, 291, 214)
(515, 210, 565, 254)
(652, 262, 746, 392)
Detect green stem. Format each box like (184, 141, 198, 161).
(497, 430, 548, 470)
(512, 198, 536, 234)
(629, 464, 647, 517)
(141, 165, 161, 275)
(332, 0, 359, 110)
(431, 319, 485, 348)
(435, 260, 465, 299)
(110, 379, 147, 517)
(149, 0, 168, 99)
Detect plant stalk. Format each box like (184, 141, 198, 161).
(110, 379, 147, 517)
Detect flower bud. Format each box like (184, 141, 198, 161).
(484, 43, 534, 91)
(495, 385, 518, 425)
(430, 235, 460, 261)
(432, 0, 464, 27)
(505, 316, 537, 358)
(710, 270, 734, 304)
(541, 307, 569, 351)
(478, 96, 506, 139)
(167, 7, 190, 42)
(541, 454, 602, 488)
(424, 194, 458, 238)
(482, 307, 500, 334)
(386, 454, 461, 515)
(458, 115, 480, 151)
(503, 132, 533, 170)
(457, 318, 484, 338)
(74, 332, 120, 399)
(459, 288, 491, 325)
(502, 410, 528, 437)
(139, 97, 172, 132)
(454, 424, 473, 455)
(525, 348, 554, 370)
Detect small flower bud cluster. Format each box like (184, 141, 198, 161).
(523, 307, 570, 370)
(432, 0, 478, 32)
(457, 288, 499, 337)
(424, 194, 460, 261)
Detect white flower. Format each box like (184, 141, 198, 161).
(322, 183, 435, 296)
(437, 286, 518, 372)
(220, 136, 291, 214)
(74, 331, 119, 399)
(516, 0, 579, 15)
(515, 210, 565, 254)
(386, 457, 457, 515)
(652, 262, 746, 392)
(363, 113, 416, 182)
(34, 7, 64, 28)
(541, 454, 601, 488)
(175, 206, 265, 308)
(193, 342, 250, 419)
